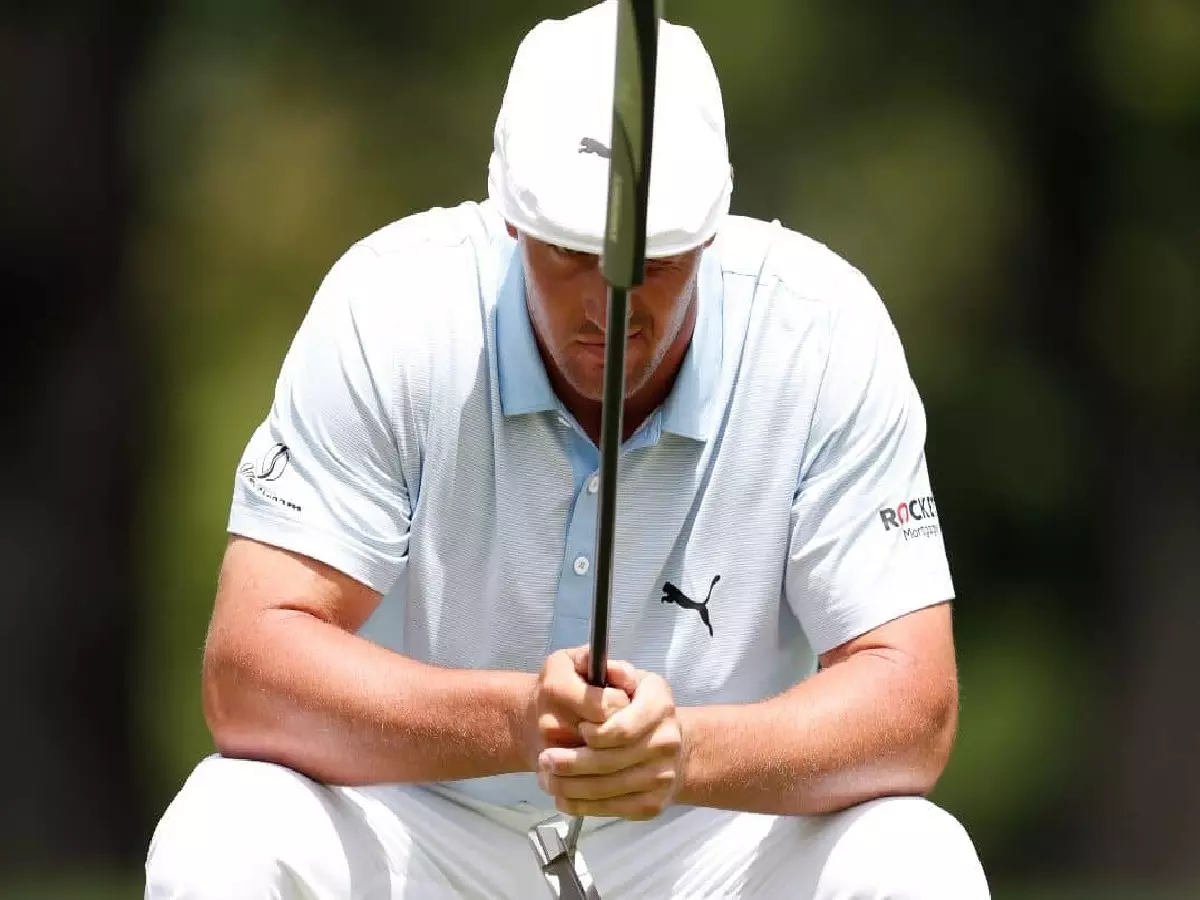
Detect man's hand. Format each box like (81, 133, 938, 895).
(536, 659, 687, 821)
(526, 647, 631, 763)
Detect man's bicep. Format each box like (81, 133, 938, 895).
(817, 601, 955, 672)
(213, 535, 382, 633)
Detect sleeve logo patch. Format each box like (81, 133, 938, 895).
(238, 443, 302, 512)
(879, 495, 939, 540)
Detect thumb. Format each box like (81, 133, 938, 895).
(565, 646, 621, 686)
(563, 646, 591, 677)
(564, 648, 642, 694)
(604, 659, 643, 696)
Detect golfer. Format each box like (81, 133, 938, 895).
(145, 2, 990, 897)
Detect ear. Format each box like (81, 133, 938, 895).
(505, 221, 519, 240)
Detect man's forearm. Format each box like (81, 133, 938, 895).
(675, 649, 957, 816)
(203, 609, 535, 786)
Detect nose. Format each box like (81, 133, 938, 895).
(581, 288, 637, 332)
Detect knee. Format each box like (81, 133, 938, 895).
(817, 796, 989, 900)
(144, 755, 340, 899)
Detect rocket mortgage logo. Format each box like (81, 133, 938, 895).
(879, 495, 940, 541)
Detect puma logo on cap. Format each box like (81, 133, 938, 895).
(578, 137, 611, 158)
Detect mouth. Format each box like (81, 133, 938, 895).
(574, 331, 642, 362)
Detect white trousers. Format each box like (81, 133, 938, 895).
(145, 755, 989, 899)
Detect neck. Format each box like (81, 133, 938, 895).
(551, 299, 697, 446)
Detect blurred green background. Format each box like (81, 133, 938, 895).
(2, 0, 1198, 897)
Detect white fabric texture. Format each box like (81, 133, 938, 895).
(145, 756, 990, 899)
(487, 0, 733, 258)
(226, 196, 955, 809)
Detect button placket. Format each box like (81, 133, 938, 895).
(546, 451, 601, 652)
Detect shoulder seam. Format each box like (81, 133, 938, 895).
(795, 304, 837, 494)
(357, 232, 475, 259)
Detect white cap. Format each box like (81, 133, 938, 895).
(488, 1, 732, 259)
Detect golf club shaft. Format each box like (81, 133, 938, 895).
(566, 286, 627, 857)
(587, 285, 628, 689)
(564, 807, 586, 860)
(565, 0, 660, 859)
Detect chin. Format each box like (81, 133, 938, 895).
(568, 358, 650, 401)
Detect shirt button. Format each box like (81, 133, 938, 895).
(573, 555, 590, 576)
(587, 474, 600, 494)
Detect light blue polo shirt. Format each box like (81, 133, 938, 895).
(494, 238, 725, 653)
(228, 198, 954, 809)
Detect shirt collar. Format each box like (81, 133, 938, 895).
(660, 251, 723, 441)
(496, 247, 723, 441)
(496, 252, 559, 416)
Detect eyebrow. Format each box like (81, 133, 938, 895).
(552, 244, 595, 258)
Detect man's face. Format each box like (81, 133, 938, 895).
(514, 229, 706, 401)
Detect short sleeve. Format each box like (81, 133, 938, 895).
(228, 244, 411, 594)
(785, 277, 954, 654)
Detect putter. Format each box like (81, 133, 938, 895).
(527, 1, 662, 897)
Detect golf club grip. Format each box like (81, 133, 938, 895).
(587, 0, 661, 691)
(602, 0, 660, 290)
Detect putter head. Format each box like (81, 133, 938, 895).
(527, 815, 603, 900)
